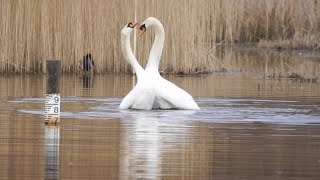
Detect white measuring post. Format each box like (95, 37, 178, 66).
(45, 60, 61, 125)
(45, 94, 60, 124)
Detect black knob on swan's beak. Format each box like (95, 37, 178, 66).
(139, 24, 146, 37)
(139, 24, 146, 31)
(127, 22, 138, 28)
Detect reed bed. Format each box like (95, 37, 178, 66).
(0, 0, 319, 74)
(258, 34, 320, 50)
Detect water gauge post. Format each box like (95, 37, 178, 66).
(45, 60, 61, 125)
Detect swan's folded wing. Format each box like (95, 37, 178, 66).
(155, 79, 200, 110)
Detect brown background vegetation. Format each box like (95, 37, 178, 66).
(0, 0, 319, 74)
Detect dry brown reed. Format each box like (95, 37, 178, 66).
(258, 34, 320, 50)
(0, 0, 319, 74)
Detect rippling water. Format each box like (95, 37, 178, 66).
(0, 74, 320, 179)
(11, 97, 319, 125)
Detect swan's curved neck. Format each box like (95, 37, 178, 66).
(121, 33, 144, 79)
(145, 21, 165, 73)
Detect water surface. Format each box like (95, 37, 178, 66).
(0, 73, 320, 179)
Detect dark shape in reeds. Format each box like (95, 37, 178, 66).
(82, 53, 94, 72)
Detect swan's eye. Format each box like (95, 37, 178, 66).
(127, 23, 133, 28)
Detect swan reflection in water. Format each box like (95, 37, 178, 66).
(119, 109, 197, 179)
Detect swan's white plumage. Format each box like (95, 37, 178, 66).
(120, 19, 200, 110)
(119, 23, 155, 110)
(151, 73, 199, 110)
(141, 17, 200, 110)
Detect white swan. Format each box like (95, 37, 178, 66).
(119, 22, 155, 110)
(140, 17, 200, 110)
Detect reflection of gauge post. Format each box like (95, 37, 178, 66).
(45, 94, 60, 125)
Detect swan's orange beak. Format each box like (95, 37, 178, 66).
(140, 26, 146, 37)
(131, 22, 138, 28)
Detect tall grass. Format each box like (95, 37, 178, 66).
(0, 0, 319, 74)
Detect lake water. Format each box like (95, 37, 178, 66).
(1, 48, 320, 179)
(1, 72, 320, 180)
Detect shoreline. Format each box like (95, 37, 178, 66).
(0, 44, 319, 82)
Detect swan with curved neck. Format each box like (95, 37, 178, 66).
(121, 22, 144, 79)
(119, 22, 155, 110)
(140, 18, 165, 73)
(140, 17, 200, 110)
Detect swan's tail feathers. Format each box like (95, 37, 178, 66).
(152, 95, 200, 110)
(119, 88, 136, 109)
(155, 93, 200, 110)
(154, 79, 200, 110)
(119, 98, 133, 109)
(185, 100, 200, 110)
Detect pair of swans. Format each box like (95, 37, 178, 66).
(120, 17, 199, 110)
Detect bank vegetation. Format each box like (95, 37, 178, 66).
(0, 0, 319, 74)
